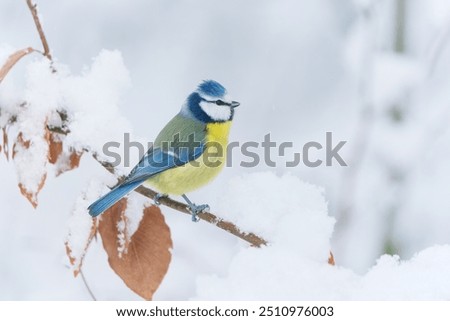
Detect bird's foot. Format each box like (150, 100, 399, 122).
(181, 194, 209, 222)
(153, 193, 167, 206)
(187, 203, 210, 222)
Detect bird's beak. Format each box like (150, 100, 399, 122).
(231, 101, 240, 108)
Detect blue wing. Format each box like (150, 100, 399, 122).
(88, 144, 204, 217)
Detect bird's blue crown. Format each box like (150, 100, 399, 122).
(197, 80, 227, 98)
(181, 80, 235, 123)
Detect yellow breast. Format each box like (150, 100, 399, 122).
(146, 121, 232, 195)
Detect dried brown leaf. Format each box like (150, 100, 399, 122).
(0, 47, 35, 84)
(55, 149, 83, 176)
(328, 251, 335, 266)
(48, 132, 63, 164)
(65, 218, 98, 277)
(98, 200, 172, 300)
(12, 132, 30, 158)
(17, 178, 46, 209)
(13, 131, 48, 208)
(69, 150, 82, 168)
(2, 127, 9, 161)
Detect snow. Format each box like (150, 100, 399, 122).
(358, 246, 450, 300)
(1, 49, 133, 209)
(66, 180, 107, 273)
(196, 241, 450, 300)
(117, 193, 149, 257)
(2, 50, 134, 200)
(196, 174, 450, 300)
(12, 130, 48, 202)
(216, 172, 333, 262)
(123, 193, 148, 237)
(61, 50, 132, 159)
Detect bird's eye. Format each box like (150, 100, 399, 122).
(215, 100, 226, 106)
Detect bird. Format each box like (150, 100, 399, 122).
(88, 80, 240, 221)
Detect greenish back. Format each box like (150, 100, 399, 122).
(154, 113, 206, 151)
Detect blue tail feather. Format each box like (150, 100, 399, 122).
(88, 180, 145, 217)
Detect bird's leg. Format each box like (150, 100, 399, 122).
(153, 193, 168, 206)
(181, 194, 210, 222)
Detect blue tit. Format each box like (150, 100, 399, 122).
(88, 80, 240, 221)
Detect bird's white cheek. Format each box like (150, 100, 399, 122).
(199, 101, 231, 121)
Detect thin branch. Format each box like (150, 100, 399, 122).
(79, 269, 97, 301)
(92, 153, 268, 247)
(427, 20, 450, 77)
(137, 186, 268, 247)
(0, 1, 54, 85)
(26, 0, 52, 61)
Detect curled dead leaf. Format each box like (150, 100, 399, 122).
(0, 47, 35, 84)
(98, 199, 172, 300)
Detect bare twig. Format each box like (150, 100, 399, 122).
(427, 20, 450, 77)
(0, 1, 54, 85)
(92, 153, 268, 247)
(26, 0, 52, 61)
(79, 269, 97, 301)
(137, 186, 268, 247)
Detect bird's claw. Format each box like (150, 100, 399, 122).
(187, 203, 210, 222)
(153, 193, 167, 206)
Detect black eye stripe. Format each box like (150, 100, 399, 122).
(204, 99, 230, 106)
